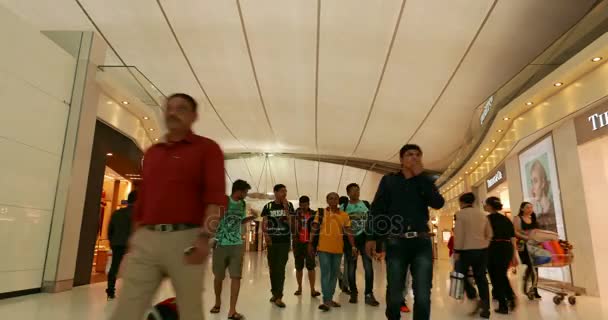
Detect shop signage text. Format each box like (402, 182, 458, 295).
(480, 96, 494, 125)
(574, 100, 608, 145)
(588, 112, 608, 131)
(485, 164, 506, 193)
(486, 170, 504, 190)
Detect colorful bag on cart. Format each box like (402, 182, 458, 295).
(527, 244, 552, 266)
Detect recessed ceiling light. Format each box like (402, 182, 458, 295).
(503, 117, 510, 121)
(485, 148, 490, 151)
(474, 161, 478, 165)
(480, 155, 484, 158)
(465, 171, 469, 174)
(592, 57, 602, 62)
(143, 116, 149, 120)
(106, 101, 113, 105)
(154, 138, 159, 142)
(106, 153, 113, 156)
(491, 139, 496, 143)
(497, 129, 503, 133)
(554, 82, 563, 87)
(526, 101, 534, 106)
(122, 101, 129, 105)
(149, 128, 154, 131)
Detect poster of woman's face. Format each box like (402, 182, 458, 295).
(519, 135, 565, 237)
(519, 135, 569, 282)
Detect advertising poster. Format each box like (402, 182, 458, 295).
(518, 135, 570, 282)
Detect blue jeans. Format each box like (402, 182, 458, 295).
(319, 252, 342, 302)
(345, 235, 374, 295)
(385, 238, 433, 320)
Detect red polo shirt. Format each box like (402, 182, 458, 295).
(134, 132, 226, 225)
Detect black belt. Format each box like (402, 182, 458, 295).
(391, 231, 430, 239)
(144, 224, 199, 232)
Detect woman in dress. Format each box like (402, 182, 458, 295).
(514, 202, 542, 299)
(484, 197, 518, 314)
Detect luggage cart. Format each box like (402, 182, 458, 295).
(525, 239, 580, 305)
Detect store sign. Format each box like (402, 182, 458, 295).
(480, 95, 494, 125)
(486, 164, 506, 192)
(574, 100, 608, 145)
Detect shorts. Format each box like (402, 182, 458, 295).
(293, 242, 315, 271)
(212, 244, 244, 279)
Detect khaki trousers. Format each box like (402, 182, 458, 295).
(109, 228, 204, 320)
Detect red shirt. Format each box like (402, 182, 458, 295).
(134, 132, 226, 225)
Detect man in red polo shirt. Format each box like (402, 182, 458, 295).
(109, 93, 226, 320)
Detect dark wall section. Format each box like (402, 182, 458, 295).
(73, 121, 143, 286)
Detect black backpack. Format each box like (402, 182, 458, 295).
(311, 208, 325, 250)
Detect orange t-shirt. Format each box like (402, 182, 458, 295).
(314, 209, 351, 254)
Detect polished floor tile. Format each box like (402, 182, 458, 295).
(0, 252, 603, 319)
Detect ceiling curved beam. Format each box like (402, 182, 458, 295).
(385, 0, 499, 161)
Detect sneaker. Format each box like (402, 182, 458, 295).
(269, 296, 277, 303)
(400, 304, 410, 313)
(365, 294, 379, 307)
(318, 303, 330, 312)
(273, 299, 286, 308)
(349, 294, 358, 304)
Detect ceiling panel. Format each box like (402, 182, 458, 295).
(225, 158, 255, 189)
(402, 0, 595, 169)
(79, 0, 243, 151)
(268, 157, 298, 198)
(294, 159, 319, 203)
(316, 0, 402, 156)
(317, 162, 343, 201)
(337, 165, 367, 196)
(238, 0, 317, 154)
(361, 171, 383, 202)
(0, 0, 92, 30)
(244, 156, 267, 192)
(354, 0, 494, 161)
(159, 0, 275, 151)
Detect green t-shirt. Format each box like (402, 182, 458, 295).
(342, 201, 369, 236)
(216, 197, 246, 246)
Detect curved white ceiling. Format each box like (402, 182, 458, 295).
(0, 0, 596, 172)
(225, 155, 383, 207)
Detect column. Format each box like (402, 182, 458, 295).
(42, 32, 107, 293)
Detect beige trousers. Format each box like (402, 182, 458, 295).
(109, 228, 204, 320)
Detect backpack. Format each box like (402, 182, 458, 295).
(311, 208, 325, 250)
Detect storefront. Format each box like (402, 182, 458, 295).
(73, 121, 143, 286)
(574, 100, 608, 305)
(483, 164, 511, 217)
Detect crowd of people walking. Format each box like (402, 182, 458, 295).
(106, 93, 548, 320)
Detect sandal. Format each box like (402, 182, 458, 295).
(228, 312, 244, 320)
(318, 303, 330, 312)
(210, 305, 221, 314)
(294, 290, 302, 296)
(273, 300, 286, 308)
(311, 291, 321, 298)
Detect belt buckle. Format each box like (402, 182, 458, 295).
(404, 232, 418, 239)
(157, 224, 174, 232)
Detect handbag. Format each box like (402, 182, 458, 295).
(527, 244, 552, 265)
(449, 271, 465, 300)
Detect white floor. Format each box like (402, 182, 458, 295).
(0, 252, 603, 320)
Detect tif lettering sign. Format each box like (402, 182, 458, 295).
(574, 101, 608, 145)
